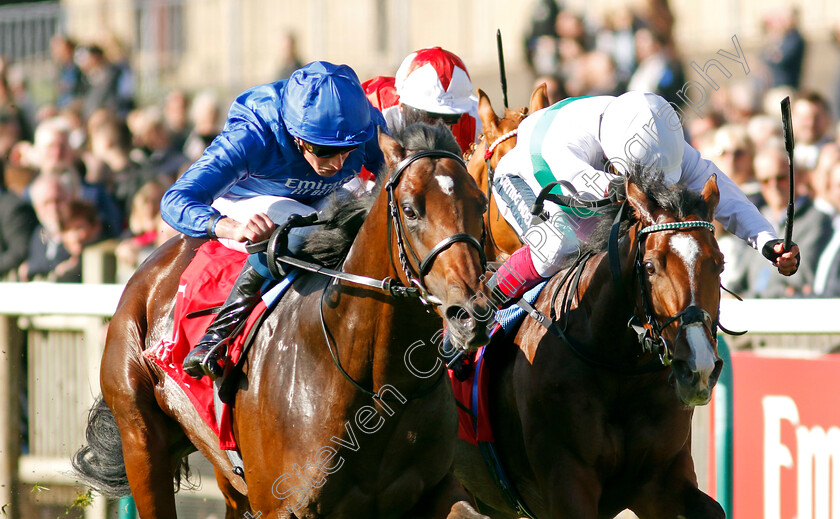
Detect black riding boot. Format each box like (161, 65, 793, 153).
(183, 262, 266, 380)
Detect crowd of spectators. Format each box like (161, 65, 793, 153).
(1, 4, 839, 299)
(0, 34, 218, 283)
(522, 1, 840, 299)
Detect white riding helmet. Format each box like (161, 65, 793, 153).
(395, 47, 477, 115)
(599, 91, 685, 185)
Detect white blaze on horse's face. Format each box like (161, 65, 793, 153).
(669, 233, 717, 387)
(436, 174, 455, 196)
(669, 234, 699, 305)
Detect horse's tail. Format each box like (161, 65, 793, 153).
(71, 396, 131, 497)
(72, 396, 196, 497)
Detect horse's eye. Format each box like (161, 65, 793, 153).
(402, 204, 417, 219)
(645, 261, 656, 275)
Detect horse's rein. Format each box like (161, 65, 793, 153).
(247, 150, 487, 307)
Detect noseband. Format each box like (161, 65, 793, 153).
(628, 220, 717, 365)
(384, 149, 487, 307)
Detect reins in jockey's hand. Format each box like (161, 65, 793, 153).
(530, 178, 625, 217)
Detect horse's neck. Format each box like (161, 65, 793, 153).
(326, 193, 442, 386)
(572, 236, 639, 344)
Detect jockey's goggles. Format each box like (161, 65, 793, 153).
(425, 111, 462, 126)
(299, 139, 358, 158)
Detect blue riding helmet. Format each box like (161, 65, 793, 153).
(281, 61, 375, 147)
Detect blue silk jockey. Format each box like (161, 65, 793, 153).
(161, 61, 386, 380)
(486, 91, 801, 305)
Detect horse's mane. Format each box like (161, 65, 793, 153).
(298, 123, 460, 267)
(574, 167, 711, 259)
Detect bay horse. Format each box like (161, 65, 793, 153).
(454, 171, 727, 518)
(74, 124, 495, 518)
(466, 85, 549, 262)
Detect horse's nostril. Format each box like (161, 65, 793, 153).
(672, 360, 699, 386)
(445, 305, 475, 331)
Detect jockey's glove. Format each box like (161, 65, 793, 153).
(761, 238, 800, 274)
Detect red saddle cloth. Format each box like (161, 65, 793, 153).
(143, 241, 268, 450)
(448, 341, 496, 445)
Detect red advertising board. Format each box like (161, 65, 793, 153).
(730, 351, 840, 519)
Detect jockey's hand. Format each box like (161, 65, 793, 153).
(215, 213, 277, 243)
(762, 239, 800, 276)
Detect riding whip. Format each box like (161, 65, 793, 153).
(496, 29, 509, 108)
(780, 96, 795, 251)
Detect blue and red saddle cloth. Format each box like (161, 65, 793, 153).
(448, 282, 546, 445)
(143, 239, 544, 452)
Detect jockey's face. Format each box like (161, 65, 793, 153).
(296, 138, 354, 177)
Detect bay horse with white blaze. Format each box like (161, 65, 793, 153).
(455, 171, 727, 518)
(74, 124, 494, 518)
(466, 86, 548, 262)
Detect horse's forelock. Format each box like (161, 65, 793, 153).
(574, 166, 709, 258)
(395, 122, 461, 156)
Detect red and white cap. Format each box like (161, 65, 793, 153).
(395, 47, 477, 115)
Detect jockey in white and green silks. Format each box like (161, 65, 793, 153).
(487, 91, 800, 303)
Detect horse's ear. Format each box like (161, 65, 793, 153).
(477, 89, 499, 132)
(700, 174, 720, 220)
(530, 83, 550, 112)
(625, 180, 657, 226)
(379, 129, 405, 170)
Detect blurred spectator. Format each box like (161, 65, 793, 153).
(627, 27, 683, 105)
(721, 81, 762, 125)
(594, 6, 638, 85)
(581, 51, 622, 96)
(30, 117, 78, 177)
(746, 114, 783, 151)
(0, 161, 38, 279)
(164, 89, 191, 151)
(86, 115, 142, 214)
(712, 124, 761, 206)
(28, 117, 123, 238)
(47, 199, 103, 282)
(19, 175, 73, 281)
(730, 142, 832, 297)
(760, 6, 805, 89)
(524, 0, 562, 74)
(115, 180, 168, 274)
(555, 11, 589, 91)
(5, 62, 36, 136)
(78, 45, 120, 120)
(686, 110, 725, 148)
(275, 32, 303, 80)
(2, 163, 36, 197)
(0, 106, 23, 160)
(813, 161, 840, 296)
(102, 33, 135, 116)
(792, 92, 833, 173)
(762, 85, 797, 117)
(183, 90, 222, 162)
(50, 34, 85, 110)
(136, 108, 189, 182)
(811, 143, 840, 217)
